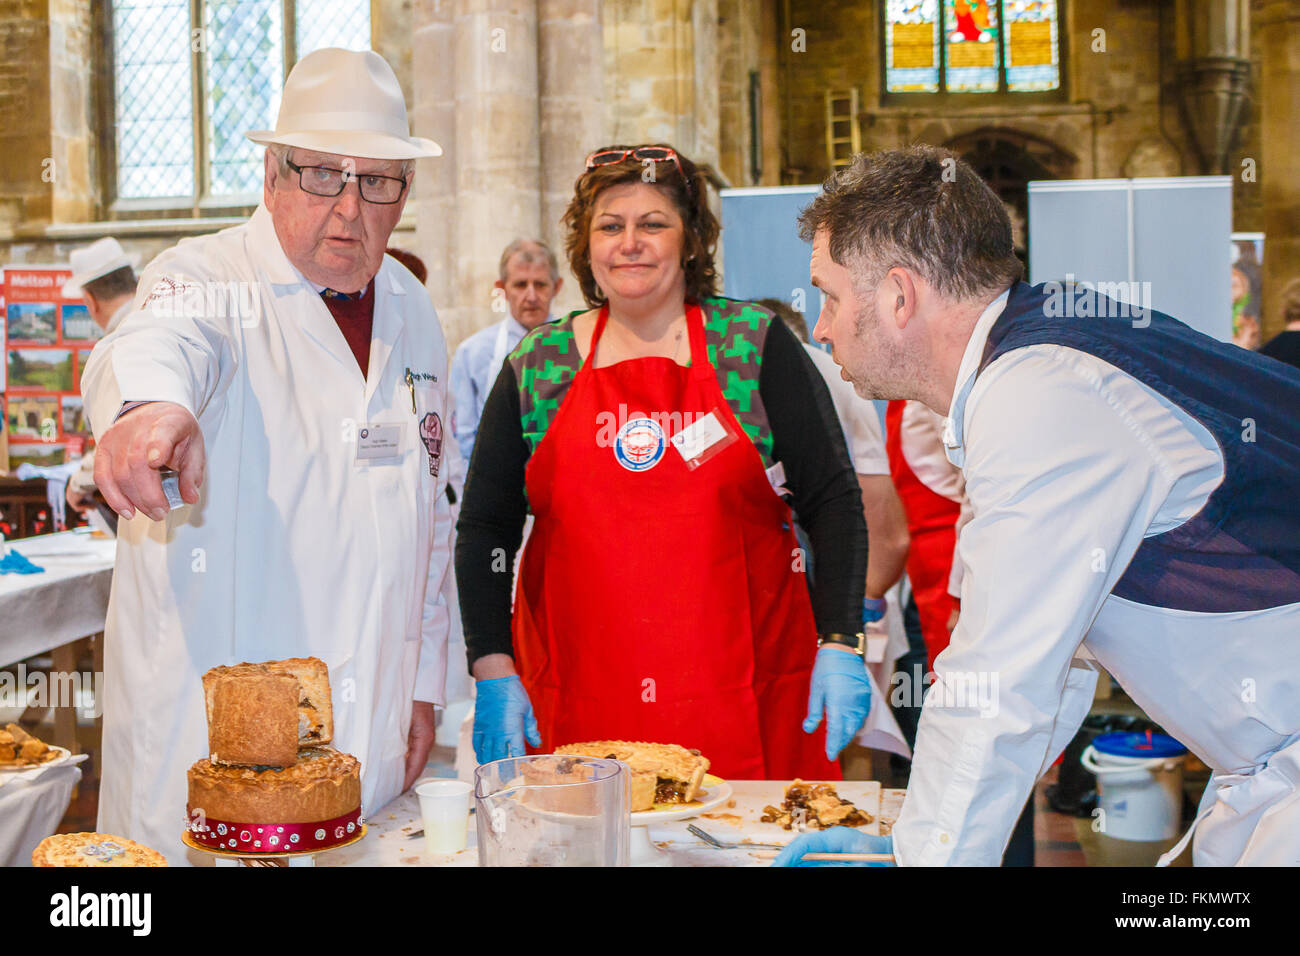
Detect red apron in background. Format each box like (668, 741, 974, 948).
(885, 400, 961, 670)
(512, 302, 838, 781)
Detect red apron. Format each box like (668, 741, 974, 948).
(512, 302, 838, 780)
(885, 400, 961, 670)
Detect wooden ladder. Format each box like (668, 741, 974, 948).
(824, 88, 861, 169)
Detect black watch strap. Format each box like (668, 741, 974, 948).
(817, 631, 866, 655)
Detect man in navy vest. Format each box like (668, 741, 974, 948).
(775, 146, 1300, 867)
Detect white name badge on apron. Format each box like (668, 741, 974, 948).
(356, 423, 405, 461)
(671, 409, 738, 470)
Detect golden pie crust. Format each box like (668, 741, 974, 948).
(187, 747, 360, 824)
(202, 658, 334, 767)
(32, 832, 167, 867)
(554, 741, 710, 812)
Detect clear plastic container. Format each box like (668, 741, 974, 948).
(474, 755, 629, 867)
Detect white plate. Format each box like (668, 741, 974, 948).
(630, 776, 734, 826)
(0, 745, 72, 772)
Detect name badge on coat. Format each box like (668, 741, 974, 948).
(356, 423, 405, 461)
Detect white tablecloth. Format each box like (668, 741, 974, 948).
(0, 531, 116, 667)
(0, 762, 85, 866)
(321, 779, 904, 867)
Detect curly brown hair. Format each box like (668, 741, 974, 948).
(562, 144, 719, 308)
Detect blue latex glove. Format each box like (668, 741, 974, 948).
(803, 645, 872, 761)
(772, 827, 895, 867)
(473, 676, 542, 764)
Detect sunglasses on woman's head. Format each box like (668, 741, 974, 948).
(585, 147, 695, 197)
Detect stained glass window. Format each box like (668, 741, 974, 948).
(885, 0, 940, 93)
(111, 0, 371, 203)
(945, 0, 999, 93)
(882, 0, 1060, 96)
(1004, 0, 1060, 92)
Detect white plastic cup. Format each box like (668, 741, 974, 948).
(416, 779, 472, 854)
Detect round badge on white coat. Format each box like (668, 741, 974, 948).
(614, 417, 666, 472)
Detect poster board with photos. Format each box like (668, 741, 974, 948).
(3, 265, 100, 472)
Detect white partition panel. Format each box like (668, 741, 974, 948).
(1028, 177, 1233, 341)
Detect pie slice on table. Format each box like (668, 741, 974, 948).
(759, 779, 872, 829)
(553, 741, 710, 812)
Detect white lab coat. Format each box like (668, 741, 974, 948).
(892, 290, 1300, 866)
(81, 204, 453, 864)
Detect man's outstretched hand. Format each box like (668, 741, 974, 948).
(94, 401, 204, 521)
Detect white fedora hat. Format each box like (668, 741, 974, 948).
(246, 48, 441, 161)
(62, 237, 140, 298)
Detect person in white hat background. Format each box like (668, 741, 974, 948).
(63, 237, 140, 335)
(62, 238, 140, 522)
(80, 48, 451, 863)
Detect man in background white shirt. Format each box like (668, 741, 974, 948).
(776, 145, 1300, 867)
(449, 239, 563, 463)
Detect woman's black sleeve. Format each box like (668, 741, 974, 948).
(759, 318, 869, 634)
(455, 361, 529, 671)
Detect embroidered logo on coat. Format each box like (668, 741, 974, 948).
(419, 412, 443, 477)
(614, 417, 665, 472)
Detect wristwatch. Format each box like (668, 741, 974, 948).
(817, 632, 866, 655)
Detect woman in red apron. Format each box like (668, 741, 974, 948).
(456, 145, 871, 780)
(884, 400, 963, 668)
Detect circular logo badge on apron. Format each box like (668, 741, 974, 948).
(614, 417, 665, 472)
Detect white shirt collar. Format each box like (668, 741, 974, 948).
(248, 202, 398, 295)
(942, 288, 1012, 467)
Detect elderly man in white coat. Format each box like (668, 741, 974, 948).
(81, 48, 452, 863)
(775, 146, 1300, 868)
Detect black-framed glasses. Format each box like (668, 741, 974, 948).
(585, 146, 695, 197)
(284, 158, 408, 204)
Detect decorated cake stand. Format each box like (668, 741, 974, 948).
(182, 813, 366, 867)
(629, 775, 733, 866)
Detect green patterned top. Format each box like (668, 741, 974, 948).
(507, 296, 778, 467)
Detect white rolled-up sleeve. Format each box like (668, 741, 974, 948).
(893, 346, 1181, 866)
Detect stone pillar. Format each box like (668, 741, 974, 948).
(1173, 0, 1252, 175)
(0, 0, 92, 234)
(690, 0, 720, 172)
(538, 0, 602, 317)
(48, 0, 94, 223)
(412, 0, 457, 323)
(1254, 0, 1300, 340)
(0, 0, 54, 234)
(413, 0, 541, 350)
(448, 0, 541, 348)
(372, 0, 416, 110)
(602, 0, 719, 172)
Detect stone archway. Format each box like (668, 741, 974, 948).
(944, 128, 1078, 263)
